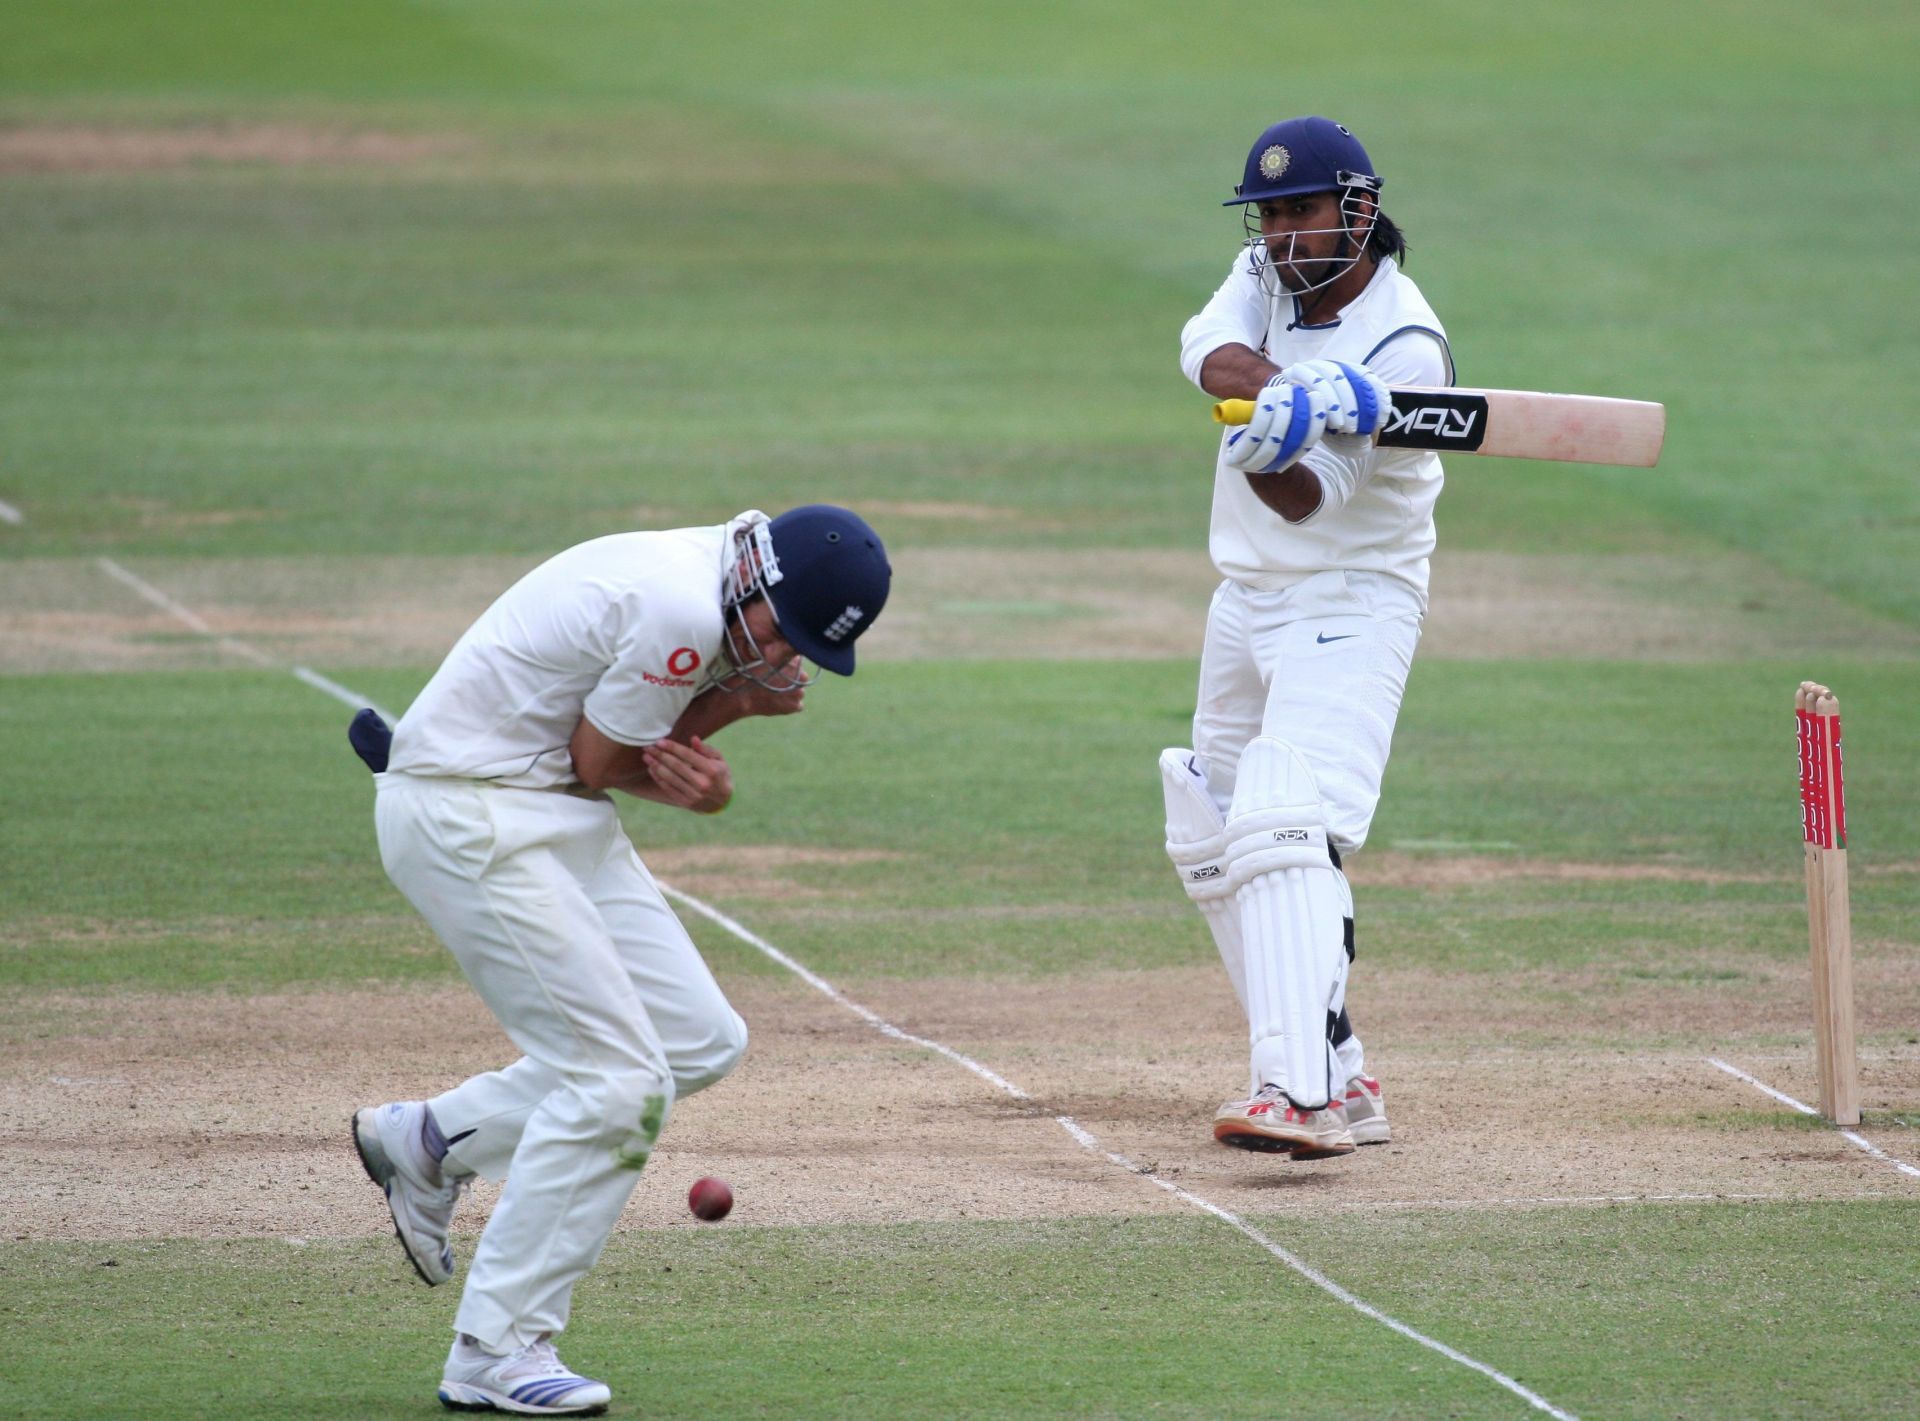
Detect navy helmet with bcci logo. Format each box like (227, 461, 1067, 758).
(763, 504, 891, 676)
(1224, 115, 1381, 206)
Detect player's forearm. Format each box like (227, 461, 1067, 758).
(1198, 344, 1282, 400)
(668, 687, 752, 744)
(599, 764, 678, 802)
(569, 719, 684, 797)
(1242, 468, 1324, 523)
(568, 733, 665, 797)
(573, 739, 725, 811)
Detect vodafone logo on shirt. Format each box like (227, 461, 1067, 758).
(642, 647, 702, 689)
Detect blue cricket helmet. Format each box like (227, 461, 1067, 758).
(1225, 115, 1382, 206)
(764, 505, 891, 676)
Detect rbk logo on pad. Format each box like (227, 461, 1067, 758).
(1271, 828, 1311, 843)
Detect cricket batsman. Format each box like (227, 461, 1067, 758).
(350, 505, 890, 1414)
(1160, 117, 1453, 1159)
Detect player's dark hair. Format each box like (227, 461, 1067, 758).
(1367, 209, 1408, 264)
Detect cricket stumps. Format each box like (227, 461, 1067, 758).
(1796, 681, 1860, 1125)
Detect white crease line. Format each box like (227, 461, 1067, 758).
(1350, 1191, 1775, 1209)
(664, 884, 1578, 1421)
(0, 499, 23, 526)
(95, 557, 398, 723)
(1707, 1058, 1920, 1180)
(118, 561, 1577, 1419)
(660, 888, 1034, 1101)
(291, 664, 392, 717)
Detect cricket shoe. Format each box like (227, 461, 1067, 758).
(1213, 1083, 1356, 1160)
(439, 1334, 611, 1416)
(352, 1101, 470, 1287)
(1343, 1073, 1391, 1145)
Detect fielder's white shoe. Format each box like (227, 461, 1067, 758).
(439, 1334, 611, 1416)
(1343, 1073, 1391, 1145)
(1213, 1083, 1356, 1160)
(352, 1101, 469, 1287)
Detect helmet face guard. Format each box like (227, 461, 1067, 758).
(1240, 173, 1382, 299)
(713, 518, 815, 694)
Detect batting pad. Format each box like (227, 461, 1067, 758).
(1224, 737, 1347, 1108)
(1328, 865, 1363, 1080)
(1161, 750, 1249, 1075)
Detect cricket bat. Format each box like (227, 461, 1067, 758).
(1212, 386, 1665, 466)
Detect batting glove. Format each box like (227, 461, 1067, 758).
(1283, 359, 1393, 436)
(1223, 375, 1332, 473)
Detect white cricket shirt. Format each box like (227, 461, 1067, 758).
(1180, 256, 1452, 604)
(387, 519, 746, 789)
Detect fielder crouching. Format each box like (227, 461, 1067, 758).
(350, 505, 890, 1416)
(1163, 117, 1453, 1161)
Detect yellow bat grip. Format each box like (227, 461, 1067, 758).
(1212, 399, 1255, 426)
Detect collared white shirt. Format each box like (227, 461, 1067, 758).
(1180, 256, 1453, 605)
(388, 518, 754, 789)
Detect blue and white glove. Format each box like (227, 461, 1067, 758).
(1282, 359, 1393, 436)
(1223, 375, 1332, 473)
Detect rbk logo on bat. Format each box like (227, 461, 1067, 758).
(1387, 405, 1478, 439)
(1379, 392, 1489, 452)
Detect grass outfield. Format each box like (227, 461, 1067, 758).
(5, 3, 1920, 1418)
(6, 660, 1920, 993)
(7, 1205, 1920, 1420)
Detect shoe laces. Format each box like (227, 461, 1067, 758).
(505, 1335, 577, 1382)
(427, 1170, 473, 1210)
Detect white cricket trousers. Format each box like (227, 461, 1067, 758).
(1193, 570, 1422, 847)
(1193, 571, 1423, 1087)
(375, 774, 747, 1352)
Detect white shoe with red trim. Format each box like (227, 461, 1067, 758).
(1213, 1083, 1356, 1160)
(1343, 1074, 1391, 1145)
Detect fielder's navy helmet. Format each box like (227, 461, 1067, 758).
(1225, 116, 1381, 206)
(764, 505, 891, 676)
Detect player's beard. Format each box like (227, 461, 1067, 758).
(1266, 234, 1354, 296)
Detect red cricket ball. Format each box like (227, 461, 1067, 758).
(688, 1176, 733, 1222)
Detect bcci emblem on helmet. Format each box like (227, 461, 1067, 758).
(1258, 145, 1291, 180)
